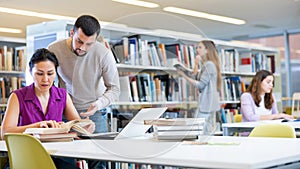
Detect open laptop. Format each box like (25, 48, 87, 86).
(80, 107, 168, 140)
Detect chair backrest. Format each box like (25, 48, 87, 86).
(249, 124, 296, 138)
(4, 133, 56, 169)
(292, 92, 300, 118)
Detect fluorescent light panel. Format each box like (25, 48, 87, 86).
(0, 7, 75, 20)
(163, 6, 246, 25)
(0, 27, 22, 34)
(112, 0, 159, 8)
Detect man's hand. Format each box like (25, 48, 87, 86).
(80, 101, 100, 117)
(83, 118, 96, 134)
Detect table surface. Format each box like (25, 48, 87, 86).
(1, 136, 300, 169)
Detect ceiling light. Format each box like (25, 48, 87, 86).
(112, 0, 159, 8)
(163, 7, 246, 25)
(0, 27, 22, 34)
(0, 7, 75, 20)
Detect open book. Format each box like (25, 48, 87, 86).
(24, 119, 93, 136)
(173, 62, 194, 78)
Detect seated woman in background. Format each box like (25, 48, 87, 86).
(241, 69, 293, 122)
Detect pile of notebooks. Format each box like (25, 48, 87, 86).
(144, 118, 205, 140)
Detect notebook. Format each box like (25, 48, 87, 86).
(80, 107, 168, 140)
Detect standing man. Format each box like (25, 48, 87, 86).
(48, 15, 120, 134)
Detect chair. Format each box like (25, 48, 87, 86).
(234, 114, 242, 123)
(292, 92, 300, 118)
(4, 133, 56, 169)
(248, 124, 296, 138)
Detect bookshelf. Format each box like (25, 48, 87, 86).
(25, 20, 281, 128)
(100, 24, 282, 128)
(24, 20, 282, 168)
(0, 37, 26, 124)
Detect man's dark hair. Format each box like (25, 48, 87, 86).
(74, 15, 101, 36)
(29, 48, 59, 71)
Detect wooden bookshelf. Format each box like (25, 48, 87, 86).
(0, 38, 26, 108)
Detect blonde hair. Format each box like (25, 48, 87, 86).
(201, 40, 222, 91)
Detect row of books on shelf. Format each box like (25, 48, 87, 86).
(110, 35, 191, 68)
(220, 108, 240, 123)
(109, 35, 277, 74)
(119, 73, 197, 103)
(220, 76, 248, 102)
(0, 46, 26, 71)
(221, 49, 276, 73)
(113, 163, 179, 169)
(119, 73, 252, 104)
(0, 76, 26, 103)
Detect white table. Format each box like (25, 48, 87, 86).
(222, 120, 300, 136)
(1, 136, 300, 169)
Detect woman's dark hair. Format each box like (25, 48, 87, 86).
(29, 48, 59, 71)
(74, 15, 101, 37)
(246, 69, 274, 109)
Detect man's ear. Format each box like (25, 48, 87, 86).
(70, 29, 74, 37)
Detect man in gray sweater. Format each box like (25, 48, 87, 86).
(49, 15, 120, 133)
(49, 14, 120, 169)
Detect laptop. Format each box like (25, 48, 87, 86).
(80, 107, 168, 140)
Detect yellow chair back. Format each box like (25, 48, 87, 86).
(234, 114, 242, 123)
(4, 133, 56, 169)
(249, 124, 296, 138)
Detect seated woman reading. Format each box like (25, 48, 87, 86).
(241, 70, 293, 122)
(1, 48, 95, 169)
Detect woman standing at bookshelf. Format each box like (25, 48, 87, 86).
(241, 70, 293, 122)
(177, 40, 222, 135)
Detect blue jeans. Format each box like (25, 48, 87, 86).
(79, 108, 109, 169)
(88, 109, 108, 133)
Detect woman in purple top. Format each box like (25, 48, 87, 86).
(241, 70, 293, 122)
(1, 48, 94, 138)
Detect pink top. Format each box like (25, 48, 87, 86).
(14, 83, 67, 126)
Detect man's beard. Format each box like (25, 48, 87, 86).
(74, 48, 87, 57)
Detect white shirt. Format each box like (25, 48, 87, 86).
(254, 95, 272, 116)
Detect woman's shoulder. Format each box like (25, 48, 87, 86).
(204, 61, 217, 70)
(50, 86, 67, 99)
(241, 92, 252, 99)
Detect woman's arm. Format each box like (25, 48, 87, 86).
(64, 93, 95, 133)
(63, 93, 81, 121)
(193, 55, 201, 75)
(241, 93, 260, 122)
(1, 93, 60, 139)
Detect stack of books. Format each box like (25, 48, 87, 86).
(23, 119, 94, 142)
(24, 128, 78, 142)
(144, 118, 205, 140)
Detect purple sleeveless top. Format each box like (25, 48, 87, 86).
(14, 83, 67, 126)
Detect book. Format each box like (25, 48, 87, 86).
(24, 119, 93, 135)
(173, 62, 194, 78)
(32, 132, 78, 140)
(144, 118, 205, 126)
(39, 137, 75, 142)
(153, 125, 203, 131)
